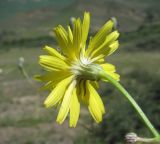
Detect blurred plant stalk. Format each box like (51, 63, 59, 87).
(18, 57, 41, 120)
(18, 57, 37, 89)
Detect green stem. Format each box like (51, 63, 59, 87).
(99, 71, 160, 138)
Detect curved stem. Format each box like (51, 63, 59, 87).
(99, 71, 160, 138)
(137, 137, 159, 143)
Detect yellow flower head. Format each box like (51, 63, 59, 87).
(36, 12, 120, 127)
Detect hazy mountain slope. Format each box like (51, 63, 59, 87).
(1, 0, 160, 50)
(1, 0, 160, 32)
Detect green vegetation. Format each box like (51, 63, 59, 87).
(121, 22, 160, 51)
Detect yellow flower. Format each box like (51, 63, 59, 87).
(36, 12, 120, 127)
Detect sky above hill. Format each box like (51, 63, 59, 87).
(0, 0, 75, 20)
(0, 0, 160, 33)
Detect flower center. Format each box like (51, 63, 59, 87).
(80, 56, 91, 65)
(71, 56, 103, 81)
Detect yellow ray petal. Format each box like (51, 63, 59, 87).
(66, 26, 77, 60)
(81, 12, 90, 48)
(40, 81, 55, 91)
(86, 20, 114, 56)
(90, 54, 104, 63)
(90, 81, 99, 89)
(76, 80, 87, 104)
(88, 102, 102, 123)
(101, 63, 120, 81)
(86, 82, 105, 123)
(56, 80, 76, 124)
(54, 25, 70, 55)
(39, 55, 69, 71)
(43, 45, 66, 60)
(73, 18, 82, 57)
(101, 63, 116, 73)
(44, 76, 74, 108)
(104, 40, 119, 56)
(68, 26, 73, 42)
(87, 82, 105, 114)
(78, 80, 99, 105)
(69, 88, 80, 127)
(34, 70, 71, 82)
(91, 31, 119, 58)
(108, 72, 120, 81)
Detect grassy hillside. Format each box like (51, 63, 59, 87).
(0, 48, 159, 143)
(0, 1, 160, 143)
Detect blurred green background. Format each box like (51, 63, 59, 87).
(0, 0, 160, 144)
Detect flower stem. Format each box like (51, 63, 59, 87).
(99, 71, 160, 139)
